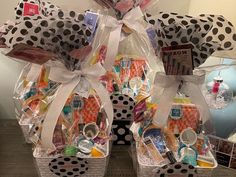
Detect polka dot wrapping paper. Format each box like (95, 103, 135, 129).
(15, 0, 60, 20)
(49, 156, 89, 176)
(146, 12, 236, 68)
(1, 0, 98, 70)
(154, 162, 198, 177)
(0, 0, 59, 46)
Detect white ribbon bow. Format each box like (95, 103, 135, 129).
(103, 7, 146, 70)
(153, 70, 213, 134)
(26, 63, 42, 82)
(33, 61, 114, 149)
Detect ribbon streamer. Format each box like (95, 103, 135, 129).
(103, 7, 146, 70)
(28, 61, 113, 150)
(26, 63, 42, 82)
(152, 70, 213, 134)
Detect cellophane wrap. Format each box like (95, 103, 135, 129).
(93, 0, 157, 19)
(86, 8, 158, 144)
(1, 0, 114, 160)
(130, 94, 218, 177)
(128, 12, 236, 177)
(13, 63, 59, 125)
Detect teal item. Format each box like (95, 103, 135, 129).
(138, 127, 143, 137)
(182, 155, 197, 167)
(63, 105, 72, 115)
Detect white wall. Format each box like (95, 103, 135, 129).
(189, 0, 236, 26)
(0, 0, 24, 119)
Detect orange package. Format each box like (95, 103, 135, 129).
(167, 104, 200, 133)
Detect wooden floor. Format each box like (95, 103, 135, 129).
(0, 119, 236, 177)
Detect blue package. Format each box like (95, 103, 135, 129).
(146, 27, 158, 52)
(143, 128, 166, 154)
(84, 12, 99, 42)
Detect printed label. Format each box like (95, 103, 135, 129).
(170, 105, 183, 120)
(23, 3, 39, 16)
(161, 44, 193, 75)
(208, 135, 236, 170)
(146, 27, 158, 53)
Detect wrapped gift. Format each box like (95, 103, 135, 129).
(0, 1, 116, 176)
(130, 78, 218, 177)
(93, 31, 154, 145)
(129, 11, 236, 177)
(86, 6, 157, 144)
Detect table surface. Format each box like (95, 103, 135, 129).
(0, 119, 236, 177)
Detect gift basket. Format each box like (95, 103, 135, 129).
(84, 1, 158, 146)
(131, 71, 218, 177)
(130, 12, 236, 177)
(0, 0, 115, 176)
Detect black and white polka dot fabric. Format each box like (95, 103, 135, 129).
(199, 14, 236, 51)
(15, 0, 60, 20)
(0, 21, 15, 37)
(110, 94, 135, 145)
(154, 162, 197, 177)
(110, 94, 135, 120)
(145, 12, 236, 68)
(112, 121, 133, 145)
(49, 156, 89, 177)
(2, 9, 94, 70)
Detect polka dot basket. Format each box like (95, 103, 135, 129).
(33, 143, 112, 177)
(132, 142, 218, 177)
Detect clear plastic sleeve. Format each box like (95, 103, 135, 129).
(93, 0, 158, 19)
(13, 64, 60, 125)
(1, 0, 113, 159)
